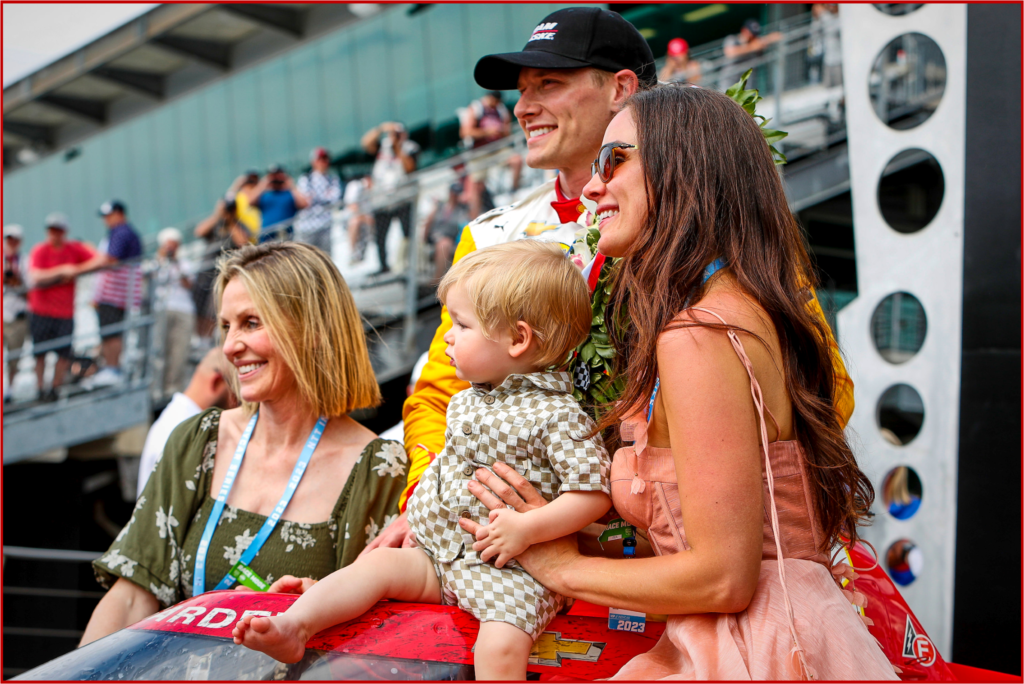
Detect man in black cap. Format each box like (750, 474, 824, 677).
(366, 7, 655, 552)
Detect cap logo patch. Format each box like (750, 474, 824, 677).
(529, 22, 558, 42)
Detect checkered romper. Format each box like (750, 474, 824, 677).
(407, 371, 609, 638)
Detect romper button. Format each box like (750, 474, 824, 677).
(463, 465, 475, 476)
(461, 423, 472, 434)
(460, 511, 472, 519)
(484, 396, 495, 405)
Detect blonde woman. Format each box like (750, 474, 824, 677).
(82, 242, 407, 645)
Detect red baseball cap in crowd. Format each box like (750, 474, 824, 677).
(668, 38, 689, 57)
(310, 147, 330, 162)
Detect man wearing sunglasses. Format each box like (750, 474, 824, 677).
(363, 7, 657, 552)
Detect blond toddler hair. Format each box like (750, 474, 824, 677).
(437, 241, 591, 368)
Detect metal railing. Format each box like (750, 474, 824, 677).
(179, 132, 536, 375)
(656, 10, 945, 161)
(2, 545, 107, 666)
(4, 133, 533, 430)
(10, 10, 950, 416)
(4, 255, 158, 413)
(655, 13, 845, 161)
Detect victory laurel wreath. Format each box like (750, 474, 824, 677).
(566, 70, 788, 419)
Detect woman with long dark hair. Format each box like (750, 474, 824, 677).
(460, 85, 898, 679)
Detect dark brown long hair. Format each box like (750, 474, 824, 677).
(600, 84, 873, 549)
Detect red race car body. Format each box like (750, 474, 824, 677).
(14, 543, 1018, 681)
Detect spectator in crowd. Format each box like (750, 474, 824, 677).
(226, 170, 262, 241)
(295, 147, 342, 254)
(136, 347, 235, 498)
(362, 122, 419, 275)
(90, 201, 143, 388)
(811, 4, 842, 89)
(461, 90, 513, 148)
(461, 90, 523, 219)
(246, 164, 309, 243)
(343, 174, 374, 265)
(722, 18, 782, 90)
(152, 228, 195, 396)
(659, 37, 702, 84)
(27, 213, 100, 401)
(4, 224, 29, 401)
(192, 197, 251, 339)
(423, 183, 470, 282)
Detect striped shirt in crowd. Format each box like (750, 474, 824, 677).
(94, 222, 143, 309)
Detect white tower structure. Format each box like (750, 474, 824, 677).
(837, 3, 966, 657)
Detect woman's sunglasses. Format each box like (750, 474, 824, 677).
(591, 143, 637, 183)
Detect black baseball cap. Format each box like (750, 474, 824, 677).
(474, 7, 656, 90)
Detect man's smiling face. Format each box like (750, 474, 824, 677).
(514, 67, 617, 175)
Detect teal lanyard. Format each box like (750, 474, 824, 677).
(192, 412, 328, 596)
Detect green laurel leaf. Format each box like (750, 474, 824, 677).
(725, 69, 788, 165)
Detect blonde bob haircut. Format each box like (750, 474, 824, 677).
(437, 241, 591, 369)
(214, 242, 381, 417)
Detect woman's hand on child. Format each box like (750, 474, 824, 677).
(467, 462, 548, 513)
(360, 511, 418, 557)
(472, 508, 533, 568)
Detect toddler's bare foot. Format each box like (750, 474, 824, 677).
(232, 614, 307, 663)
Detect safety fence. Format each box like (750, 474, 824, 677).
(2, 545, 107, 677)
(657, 11, 945, 160)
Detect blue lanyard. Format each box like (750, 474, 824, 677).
(192, 412, 328, 596)
(646, 259, 726, 417)
(704, 258, 725, 282)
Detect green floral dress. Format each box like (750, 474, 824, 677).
(93, 408, 407, 607)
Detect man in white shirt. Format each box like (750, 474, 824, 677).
(137, 348, 234, 498)
(152, 228, 196, 396)
(343, 175, 374, 265)
(361, 122, 420, 274)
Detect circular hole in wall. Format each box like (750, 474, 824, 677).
(886, 538, 923, 586)
(882, 466, 923, 520)
(869, 33, 947, 130)
(878, 149, 945, 233)
(877, 383, 924, 445)
(871, 292, 927, 363)
(873, 4, 924, 16)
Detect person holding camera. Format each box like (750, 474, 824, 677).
(245, 164, 309, 243)
(361, 122, 419, 275)
(192, 197, 252, 339)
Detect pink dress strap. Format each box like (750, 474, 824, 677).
(688, 307, 816, 680)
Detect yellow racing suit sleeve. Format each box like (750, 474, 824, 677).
(399, 225, 477, 511)
(806, 286, 855, 428)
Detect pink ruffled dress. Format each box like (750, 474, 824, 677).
(608, 308, 899, 681)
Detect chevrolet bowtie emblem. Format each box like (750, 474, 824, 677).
(529, 632, 606, 667)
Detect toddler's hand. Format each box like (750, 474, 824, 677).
(472, 508, 532, 568)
